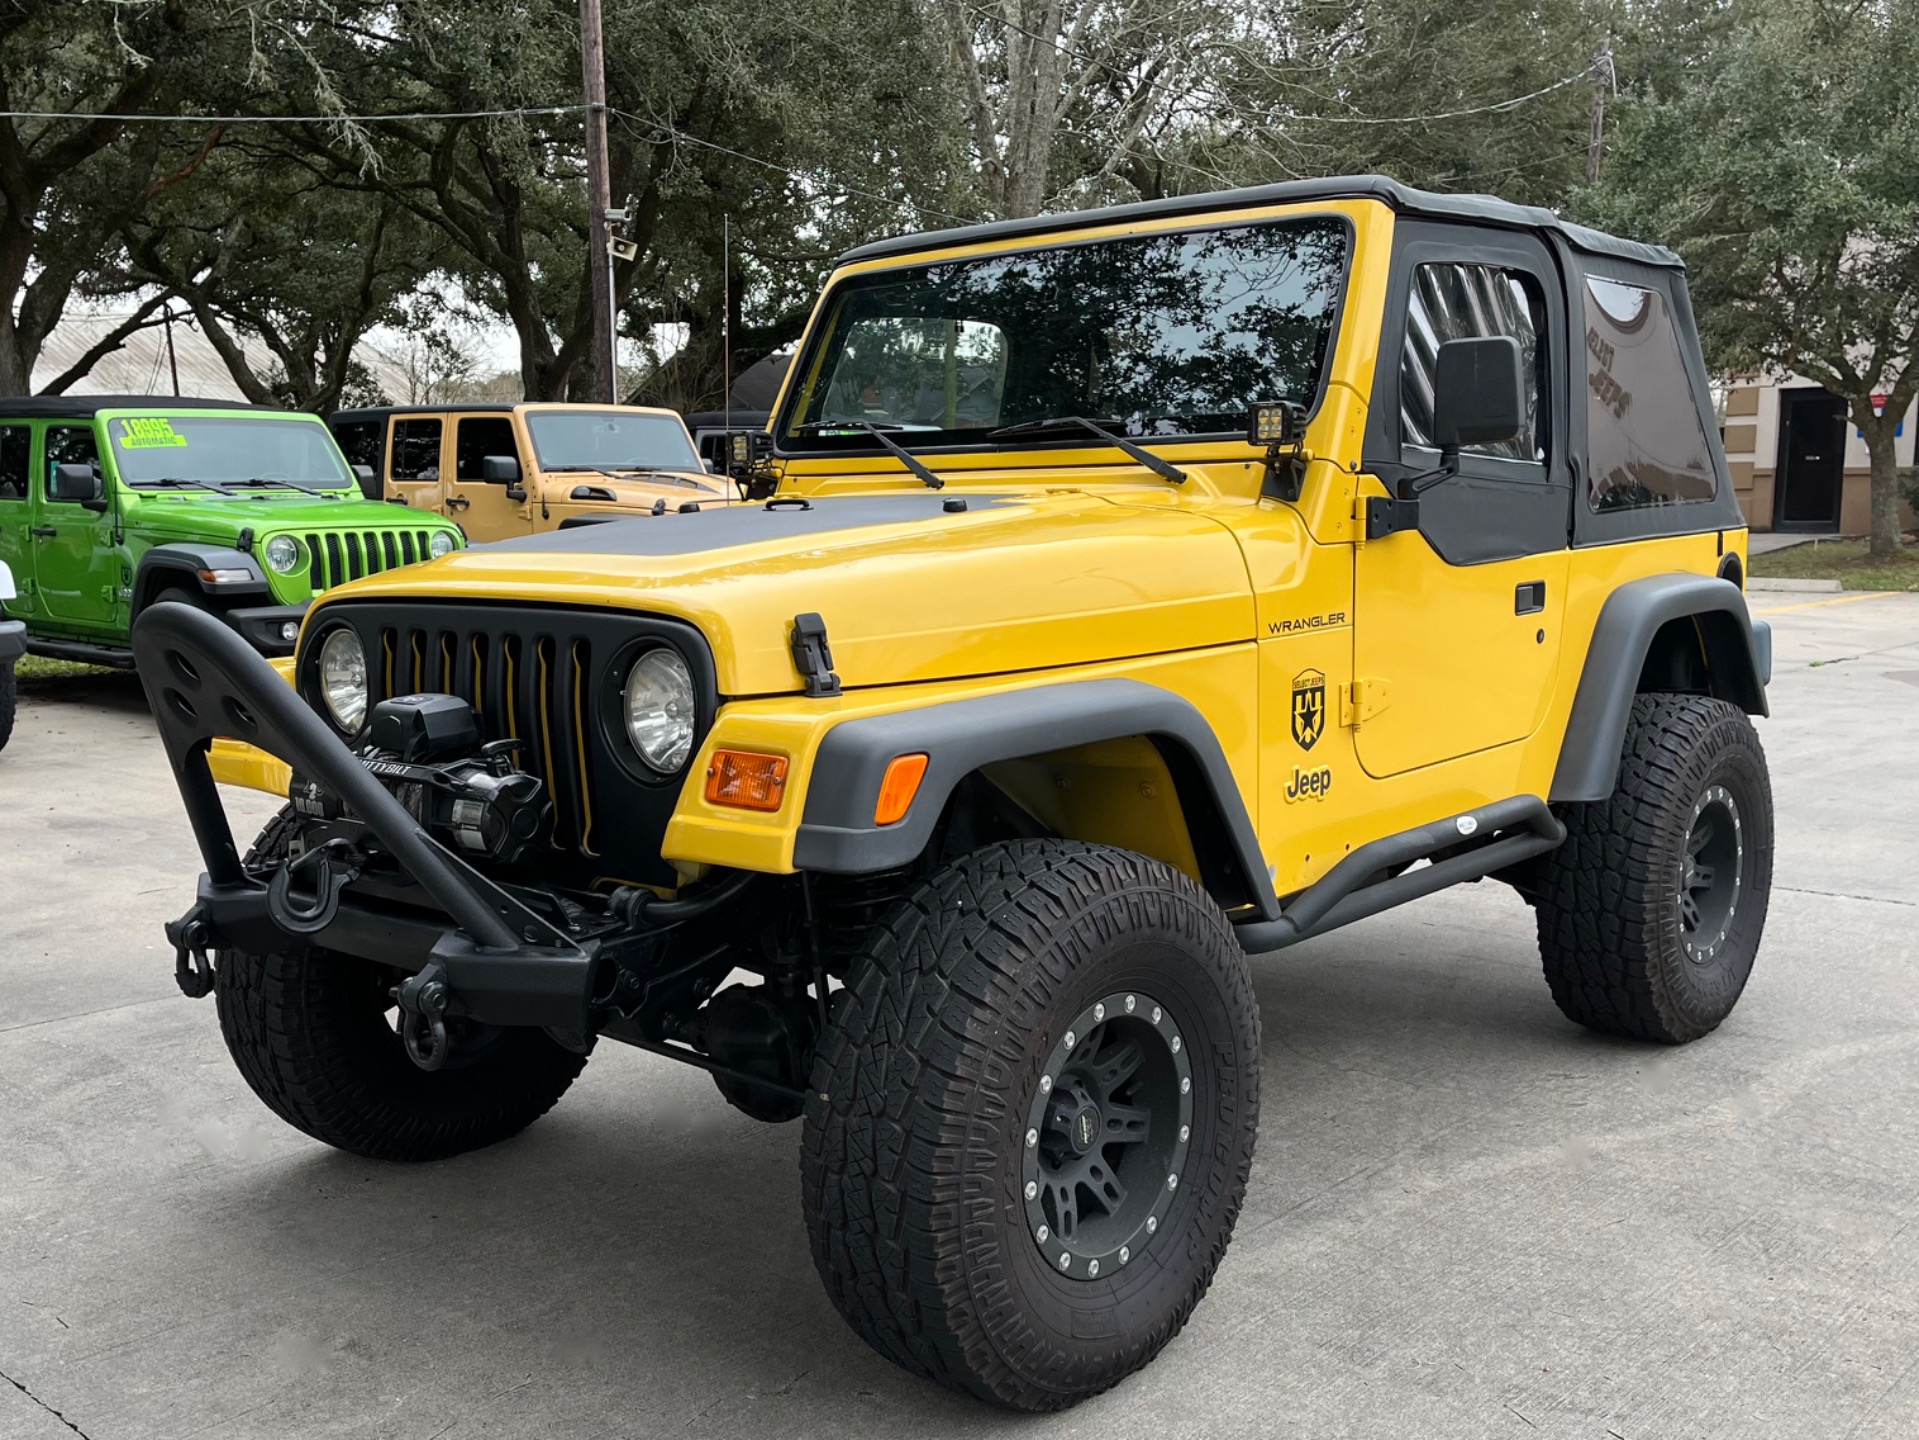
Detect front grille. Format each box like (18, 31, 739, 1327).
(308, 602, 715, 890)
(304, 529, 443, 591)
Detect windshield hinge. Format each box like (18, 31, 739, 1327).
(790, 612, 841, 698)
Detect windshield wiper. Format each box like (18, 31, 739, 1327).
(988, 416, 1188, 485)
(555, 464, 716, 492)
(134, 475, 231, 494)
(234, 476, 312, 491)
(794, 419, 944, 490)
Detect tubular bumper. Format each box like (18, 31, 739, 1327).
(131, 603, 605, 1032)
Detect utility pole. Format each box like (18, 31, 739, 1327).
(578, 0, 616, 402)
(162, 307, 180, 396)
(1587, 35, 1614, 186)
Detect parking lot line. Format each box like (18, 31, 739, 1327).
(1751, 590, 1900, 615)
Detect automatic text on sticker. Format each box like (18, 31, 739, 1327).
(117, 418, 187, 449)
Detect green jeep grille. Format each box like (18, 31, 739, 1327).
(304, 529, 447, 592)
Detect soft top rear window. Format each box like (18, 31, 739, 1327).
(780, 216, 1350, 450)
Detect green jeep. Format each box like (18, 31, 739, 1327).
(0, 396, 463, 664)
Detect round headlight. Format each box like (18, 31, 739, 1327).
(317, 627, 368, 733)
(623, 648, 695, 772)
(428, 530, 457, 559)
(264, 535, 301, 574)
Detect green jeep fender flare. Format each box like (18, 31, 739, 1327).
(791, 678, 1281, 920)
(1549, 572, 1771, 804)
(132, 545, 271, 610)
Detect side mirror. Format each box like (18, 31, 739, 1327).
(704, 458, 721, 475)
(52, 461, 105, 509)
(1431, 336, 1525, 452)
(481, 454, 522, 484)
(352, 463, 376, 484)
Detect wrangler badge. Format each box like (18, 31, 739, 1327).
(1291, 669, 1325, 750)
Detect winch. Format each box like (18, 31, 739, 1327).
(291, 693, 549, 867)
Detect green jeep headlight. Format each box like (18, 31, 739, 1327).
(264, 535, 301, 574)
(429, 530, 457, 559)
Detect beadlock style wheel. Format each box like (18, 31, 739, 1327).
(1021, 991, 1193, 1281)
(1679, 784, 1742, 966)
(801, 840, 1261, 1411)
(1536, 694, 1773, 1044)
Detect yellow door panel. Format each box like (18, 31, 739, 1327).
(385, 413, 448, 515)
(1352, 529, 1568, 777)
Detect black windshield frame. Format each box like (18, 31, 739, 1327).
(776, 213, 1354, 458)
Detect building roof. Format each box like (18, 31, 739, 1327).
(0, 394, 267, 419)
(837, 174, 1681, 270)
(28, 311, 418, 404)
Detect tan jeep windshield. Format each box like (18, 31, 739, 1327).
(526, 410, 701, 473)
(109, 415, 352, 491)
(782, 216, 1349, 450)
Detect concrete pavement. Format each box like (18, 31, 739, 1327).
(2, 594, 1916, 1439)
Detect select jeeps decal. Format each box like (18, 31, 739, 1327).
(1291, 668, 1326, 750)
(1268, 609, 1347, 636)
(1285, 765, 1333, 803)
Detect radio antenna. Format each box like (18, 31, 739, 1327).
(722, 214, 731, 433)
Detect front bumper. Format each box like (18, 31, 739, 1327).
(131, 602, 610, 1034)
(226, 601, 308, 658)
(0, 618, 24, 665)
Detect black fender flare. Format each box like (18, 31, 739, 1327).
(791, 678, 1280, 919)
(1550, 573, 1771, 804)
(133, 545, 270, 611)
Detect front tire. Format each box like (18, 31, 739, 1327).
(214, 811, 588, 1161)
(1535, 694, 1773, 1043)
(0, 657, 14, 752)
(800, 840, 1261, 1411)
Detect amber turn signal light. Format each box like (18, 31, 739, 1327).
(874, 752, 929, 826)
(704, 749, 789, 812)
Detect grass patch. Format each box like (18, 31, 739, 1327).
(1750, 538, 1919, 591)
(14, 654, 119, 680)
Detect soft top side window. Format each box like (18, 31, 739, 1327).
(390, 418, 443, 482)
(1400, 262, 1547, 465)
(0, 425, 28, 500)
(44, 425, 99, 500)
(1582, 277, 1716, 511)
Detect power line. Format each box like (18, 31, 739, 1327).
(1291, 71, 1591, 125)
(0, 105, 584, 124)
(609, 108, 980, 226)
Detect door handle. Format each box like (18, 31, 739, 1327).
(445, 495, 470, 511)
(29, 525, 56, 538)
(1515, 580, 1547, 615)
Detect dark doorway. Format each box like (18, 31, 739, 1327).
(1774, 388, 1847, 531)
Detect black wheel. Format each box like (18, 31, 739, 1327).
(0, 657, 14, 752)
(1535, 694, 1773, 1043)
(214, 809, 588, 1161)
(800, 840, 1261, 1411)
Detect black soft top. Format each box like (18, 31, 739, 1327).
(837, 174, 1679, 270)
(0, 395, 268, 420)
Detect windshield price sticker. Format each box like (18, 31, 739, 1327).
(117, 417, 188, 449)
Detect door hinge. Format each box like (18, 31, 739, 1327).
(1341, 678, 1390, 728)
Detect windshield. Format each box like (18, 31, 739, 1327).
(107, 415, 352, 490)
(781, 216, 1350, 449)
(525, 410, 701, 473)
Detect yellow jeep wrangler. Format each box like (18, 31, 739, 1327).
(135, 177, 1772, 1412)
(328, 401, 739, 542)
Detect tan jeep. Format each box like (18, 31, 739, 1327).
(329, 401, 739, 540)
